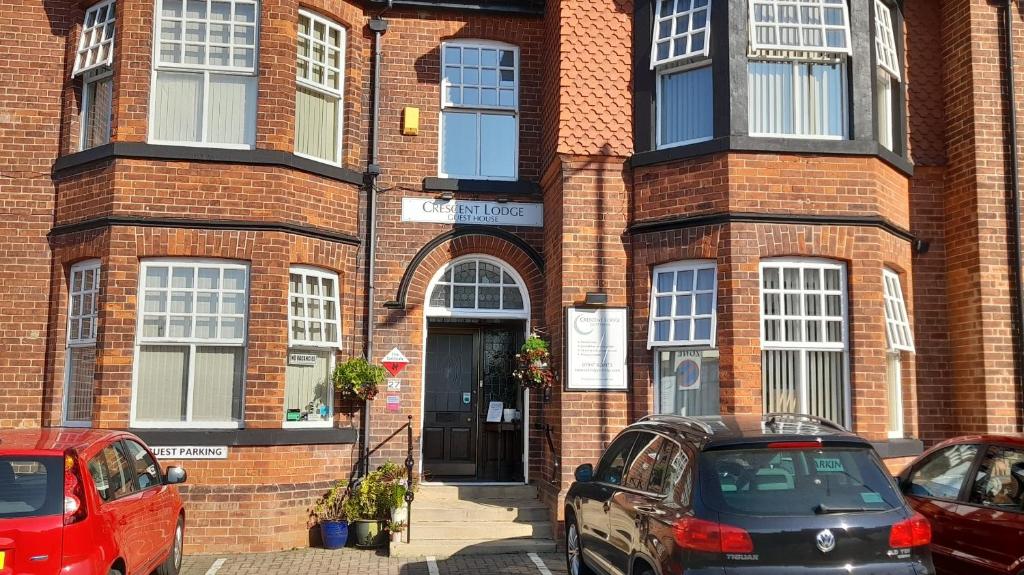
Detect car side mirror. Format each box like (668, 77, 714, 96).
(575, 463, 594, 483)
(164, 466, 187, 485)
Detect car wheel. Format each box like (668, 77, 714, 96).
(156, 517, 185, 575)
(109, 570, 122, 575)
(566, 518, 595, 575)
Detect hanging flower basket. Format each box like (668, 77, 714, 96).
(512, 333, 556, 391)
(333, 357, 386, 401)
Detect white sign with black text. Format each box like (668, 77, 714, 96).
(566, 307, 628, 390)
(151, 446, 229, 460)
(288, 353, 318, 367)
(402, 198, 543, 227)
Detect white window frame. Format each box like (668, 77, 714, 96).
(438, 39, 519, 181)
(747, 59, 849, 140)
(148, 0, 260, 149)
(655, 61, 715, 150)
(886, 350, 904, 438)
(759, 258, 850, 427)
(73, 0, 116, 77)
(873, 0, 901, 81)
(424, 255, 530, 320)
(294, 9, 345, 166)
(650, 0, 712, 69)
(874, 0, 901, 150)
(80, 68, 114, 151)
(130, 258, 249, 429)
(883, 268, 914, 352)
(748, 0, 853, 57)
(63, 260, 102, 427)
(285, 265, 340, 429)
(648, 260, 718, 348)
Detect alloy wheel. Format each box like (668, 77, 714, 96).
(567, 522, 581, 575)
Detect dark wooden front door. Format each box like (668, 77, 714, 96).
(423, 323, 524, 481)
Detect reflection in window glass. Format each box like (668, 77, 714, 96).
(655, 349, 719, 416)
(908, 444, 979, 500)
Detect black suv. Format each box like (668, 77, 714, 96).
(564, 414, 934, 575)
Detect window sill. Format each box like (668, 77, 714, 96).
(422, 177, 541, 197)
(282, 420, 335, 429)
(870, 437, 924, 460)
(52, 142, 366, 186)
(631, 135, 914, 177)
(128, 426, 358, 447)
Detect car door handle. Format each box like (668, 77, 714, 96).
(634, 505, 662, 515)
(603, 501, 611, 512)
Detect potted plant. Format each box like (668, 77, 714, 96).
(311, 481, 349, 549)
(386, 520, 406, 543)
(512, 333, 556, 391)
(343, 462, 407, 548)
(333, 357, 386, 401)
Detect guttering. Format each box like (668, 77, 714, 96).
(1002, 0, 1024, 432)
(361, 1, 392, 476)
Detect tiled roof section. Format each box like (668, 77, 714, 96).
(557, 0, 634, 157)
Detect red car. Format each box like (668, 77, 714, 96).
(0, 428, 186, 575)
(896, 434, 1024, 575)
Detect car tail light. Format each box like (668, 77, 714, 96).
(673, 517, 754, 554)
(63, 453, 87, 525)
(889, 513, 931, 548)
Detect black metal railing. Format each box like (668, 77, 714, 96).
(404, 414, 415, 543)
(544, 424, 560, 484)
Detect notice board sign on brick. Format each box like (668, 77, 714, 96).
(565, 307, 628, 391)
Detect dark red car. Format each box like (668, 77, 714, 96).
(0, 428, 186, 575)
(897, 434, 1024, 575)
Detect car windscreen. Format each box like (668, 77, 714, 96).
(0, 456, 64, 519)
(699, 446, 903, 516)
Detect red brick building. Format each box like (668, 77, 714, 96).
(2, 0, 1023, 554)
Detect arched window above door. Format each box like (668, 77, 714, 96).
(426, 256, 528, 318)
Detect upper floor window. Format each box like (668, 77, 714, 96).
(874, 0, 901, 150)
(74, 0, 116, 150)
(747, 0, 851, 139)
(150, 0, 259, 148)
(132, 260, 248, 428)
(64, 261, 101, 426)
(295, 10, 345, 165)
(439, 40, 518, 180)
(760, 259, 849, 426)
(286, 266, 340, 427)
(652, 0, 713, 149)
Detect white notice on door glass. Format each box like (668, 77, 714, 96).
(486, 401, 504, 423)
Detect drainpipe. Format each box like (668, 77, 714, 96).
(1002, 0, 1024, 432)
(362, 0, 391, 476)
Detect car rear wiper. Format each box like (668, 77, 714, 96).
(815, 504, 872, 514)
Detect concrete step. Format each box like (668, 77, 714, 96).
(390, 537, 558, 558)
(411, 498, 549, 522)
(414, 484, 538, 502)
(413, 520, 554, 540)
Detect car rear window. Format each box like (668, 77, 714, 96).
(699, 446, 903, 516)
(0, 456, 63, 519)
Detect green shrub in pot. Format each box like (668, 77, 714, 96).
(343, 461, 407, 548)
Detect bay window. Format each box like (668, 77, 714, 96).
(883, 268, 914, 438)
(874, 0, 901, 150)
(133, 260, 248, 427)
(73, 0, 116, 150)
(652, 0, 712, 148)
(440, 40, 518, 180)
(295, 10, 345, 164)
(760, 259, 849, 426)
(747, 0, 851, 139)
(649, 261, 720, 416)
(64, 261, 101, 426)
(286, 266, 341, 427)
(150, 0, 258, 147)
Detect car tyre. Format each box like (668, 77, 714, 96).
(109, 570, 123, 575)
(156, 517, 185, 575)
(565, 517, 595, 575)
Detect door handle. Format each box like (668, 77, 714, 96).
(634, 505, 662, 515)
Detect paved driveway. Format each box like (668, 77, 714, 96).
(182, 549, 568, 575)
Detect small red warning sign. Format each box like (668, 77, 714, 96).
(381, 347, 409, 377)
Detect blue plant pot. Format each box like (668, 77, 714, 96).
(320, 520, 349, 549)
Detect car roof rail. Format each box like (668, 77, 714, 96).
(637, 414, 714, 435)
(763, 412, 847, 433)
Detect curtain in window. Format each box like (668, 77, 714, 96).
(806, 350, 845, 423)
(657, 350, 720, 417)
(296, 86, 338, 162)
(762, 349, 845, 421)
(877, 73, 894, 150)
(136, 345, 189, 421)
(284, 348, 331, 419)
(748, 61, 846, 138)
(762, 349, 800, 413)
(479, 114, 515, 178)
(65, 346, 97, 422)
(152, 71, 203, 142)
(441, 110, 478, 177)
(659, 66, 713, 147)
(84, 76, 113, 149)
(886, 352, 902, 436)
(191, 346, 244, 422)
(207, 74, 257, 145)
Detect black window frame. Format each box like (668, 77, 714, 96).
(121, 438, 164, 492)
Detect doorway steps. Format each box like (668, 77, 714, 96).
(390, 484, 556, 558)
